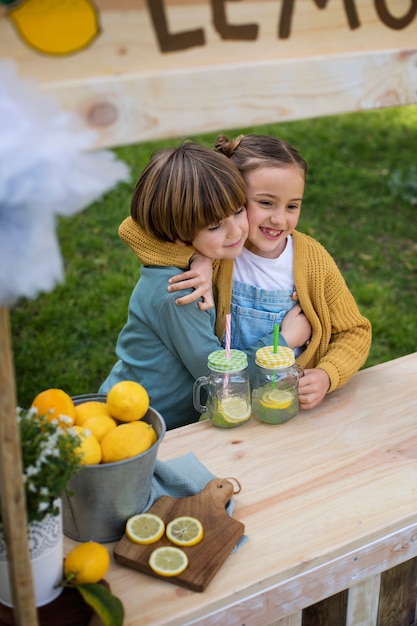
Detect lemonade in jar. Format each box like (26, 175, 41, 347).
(193, 349, 251, 428)
(252, 346, 302, 425)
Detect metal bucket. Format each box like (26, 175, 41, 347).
(62, 394, 166, 543)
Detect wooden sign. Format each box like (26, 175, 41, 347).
(1, 0, 416, 148)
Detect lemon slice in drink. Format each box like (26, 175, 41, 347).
(149, 546, 189, 577)
(166, 516, 204, 547)
(221, 397, 251, 423)
(260, 389, 293, 409)
(126, 513, 165, 545)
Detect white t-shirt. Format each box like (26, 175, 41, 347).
(233, 235, 294, 290)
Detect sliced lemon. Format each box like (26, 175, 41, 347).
(221, 397, 251, 423)
(166, 516, 204, 547)
(260, 389, 293, 409)
(149, 546, 189, 577)
(126, 513, 165, 545)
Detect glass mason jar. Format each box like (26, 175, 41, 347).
(193, 349, 251, 428)
(252, 346, 303, 425)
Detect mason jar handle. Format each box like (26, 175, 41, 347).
(193, 376, 209, 414)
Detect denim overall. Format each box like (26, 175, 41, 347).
(227, 280, 303, 357)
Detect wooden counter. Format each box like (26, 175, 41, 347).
(65, 353, 417, 625)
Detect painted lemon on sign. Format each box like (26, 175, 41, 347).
(8, 0, 100, 56)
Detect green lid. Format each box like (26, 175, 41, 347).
(208, 349, 248, 373)
(255, 345, 295, 369)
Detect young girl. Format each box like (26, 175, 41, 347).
(119, 134, 372, 411)
(100, 141, 309, 429)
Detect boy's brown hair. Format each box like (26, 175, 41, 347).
(131, 141, 246, 243)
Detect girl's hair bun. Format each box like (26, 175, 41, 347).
(215, 134, 244, 157)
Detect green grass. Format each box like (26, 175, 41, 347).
(10, 105, 417, 408)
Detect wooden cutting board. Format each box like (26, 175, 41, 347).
(113, 478, 245, 592)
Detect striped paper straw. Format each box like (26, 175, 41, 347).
(225, 313, 231, 358)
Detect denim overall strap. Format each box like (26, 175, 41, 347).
(228, 280, 299, 352)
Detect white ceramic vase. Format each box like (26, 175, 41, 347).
(0, 500, 63, 607)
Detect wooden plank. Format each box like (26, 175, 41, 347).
(270, 613, 302, 626)
(377, 558, 417, 626)
(346, 575, 381, 626)
(1, 1, 416, 148)
(25, 48, 417, 149)
(153, 520, 417, 625)
(0, 308, 37, 625)
(302, 590, 348, 626)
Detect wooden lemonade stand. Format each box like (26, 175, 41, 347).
(77, 351, 417, 626)
(0, 1, 416, 624)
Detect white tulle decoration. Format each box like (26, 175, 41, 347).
(0, 61, 130, 306)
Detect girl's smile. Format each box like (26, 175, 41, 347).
(259, 226, 284, 240)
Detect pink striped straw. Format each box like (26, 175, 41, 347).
(225, 313, 231, 359)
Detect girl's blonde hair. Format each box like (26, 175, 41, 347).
(131, 141, 246, 243)
(215, 134, 308, 179)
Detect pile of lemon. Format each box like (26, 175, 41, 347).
(31, 381, 157, 465)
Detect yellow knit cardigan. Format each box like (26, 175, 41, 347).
(119, 217, 372, 393)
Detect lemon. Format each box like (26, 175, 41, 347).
(64, 541, 110, 584)
(31, 388, 75, 427)
(73, 425, 102, 465)
(107, 381, 149, 422)
(126, 513, 165, 545)
(74, 401, 113, 426)
(260, 389, 293, 409)
(82, 415, 117, 442)
(166, 516, 204, 547)
(100, 421, 156, 464)
(221, 397, 251, 423)
(8, 0, 100, 56)
(149, 546, 188, 577)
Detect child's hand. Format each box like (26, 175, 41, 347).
(167, 253, 214, 310)
(298, 368, 331, 410)
(280, 304, 311, 348)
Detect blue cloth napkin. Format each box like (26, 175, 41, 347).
(144, 452, 247, 551)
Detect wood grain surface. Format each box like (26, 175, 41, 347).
(0, 308, 37, 626)
(64, 354, 417, 625)
(1, 2, 415, 148)
(114, 478, 245, 592)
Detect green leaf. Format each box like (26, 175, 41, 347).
(76, 583, 124, 626)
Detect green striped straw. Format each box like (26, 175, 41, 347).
(273, 324, 279, 354)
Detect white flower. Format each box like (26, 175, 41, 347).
(58, 414, 73, 426)
(25, 465, 38, 477)
(0, 407, 82, 524)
